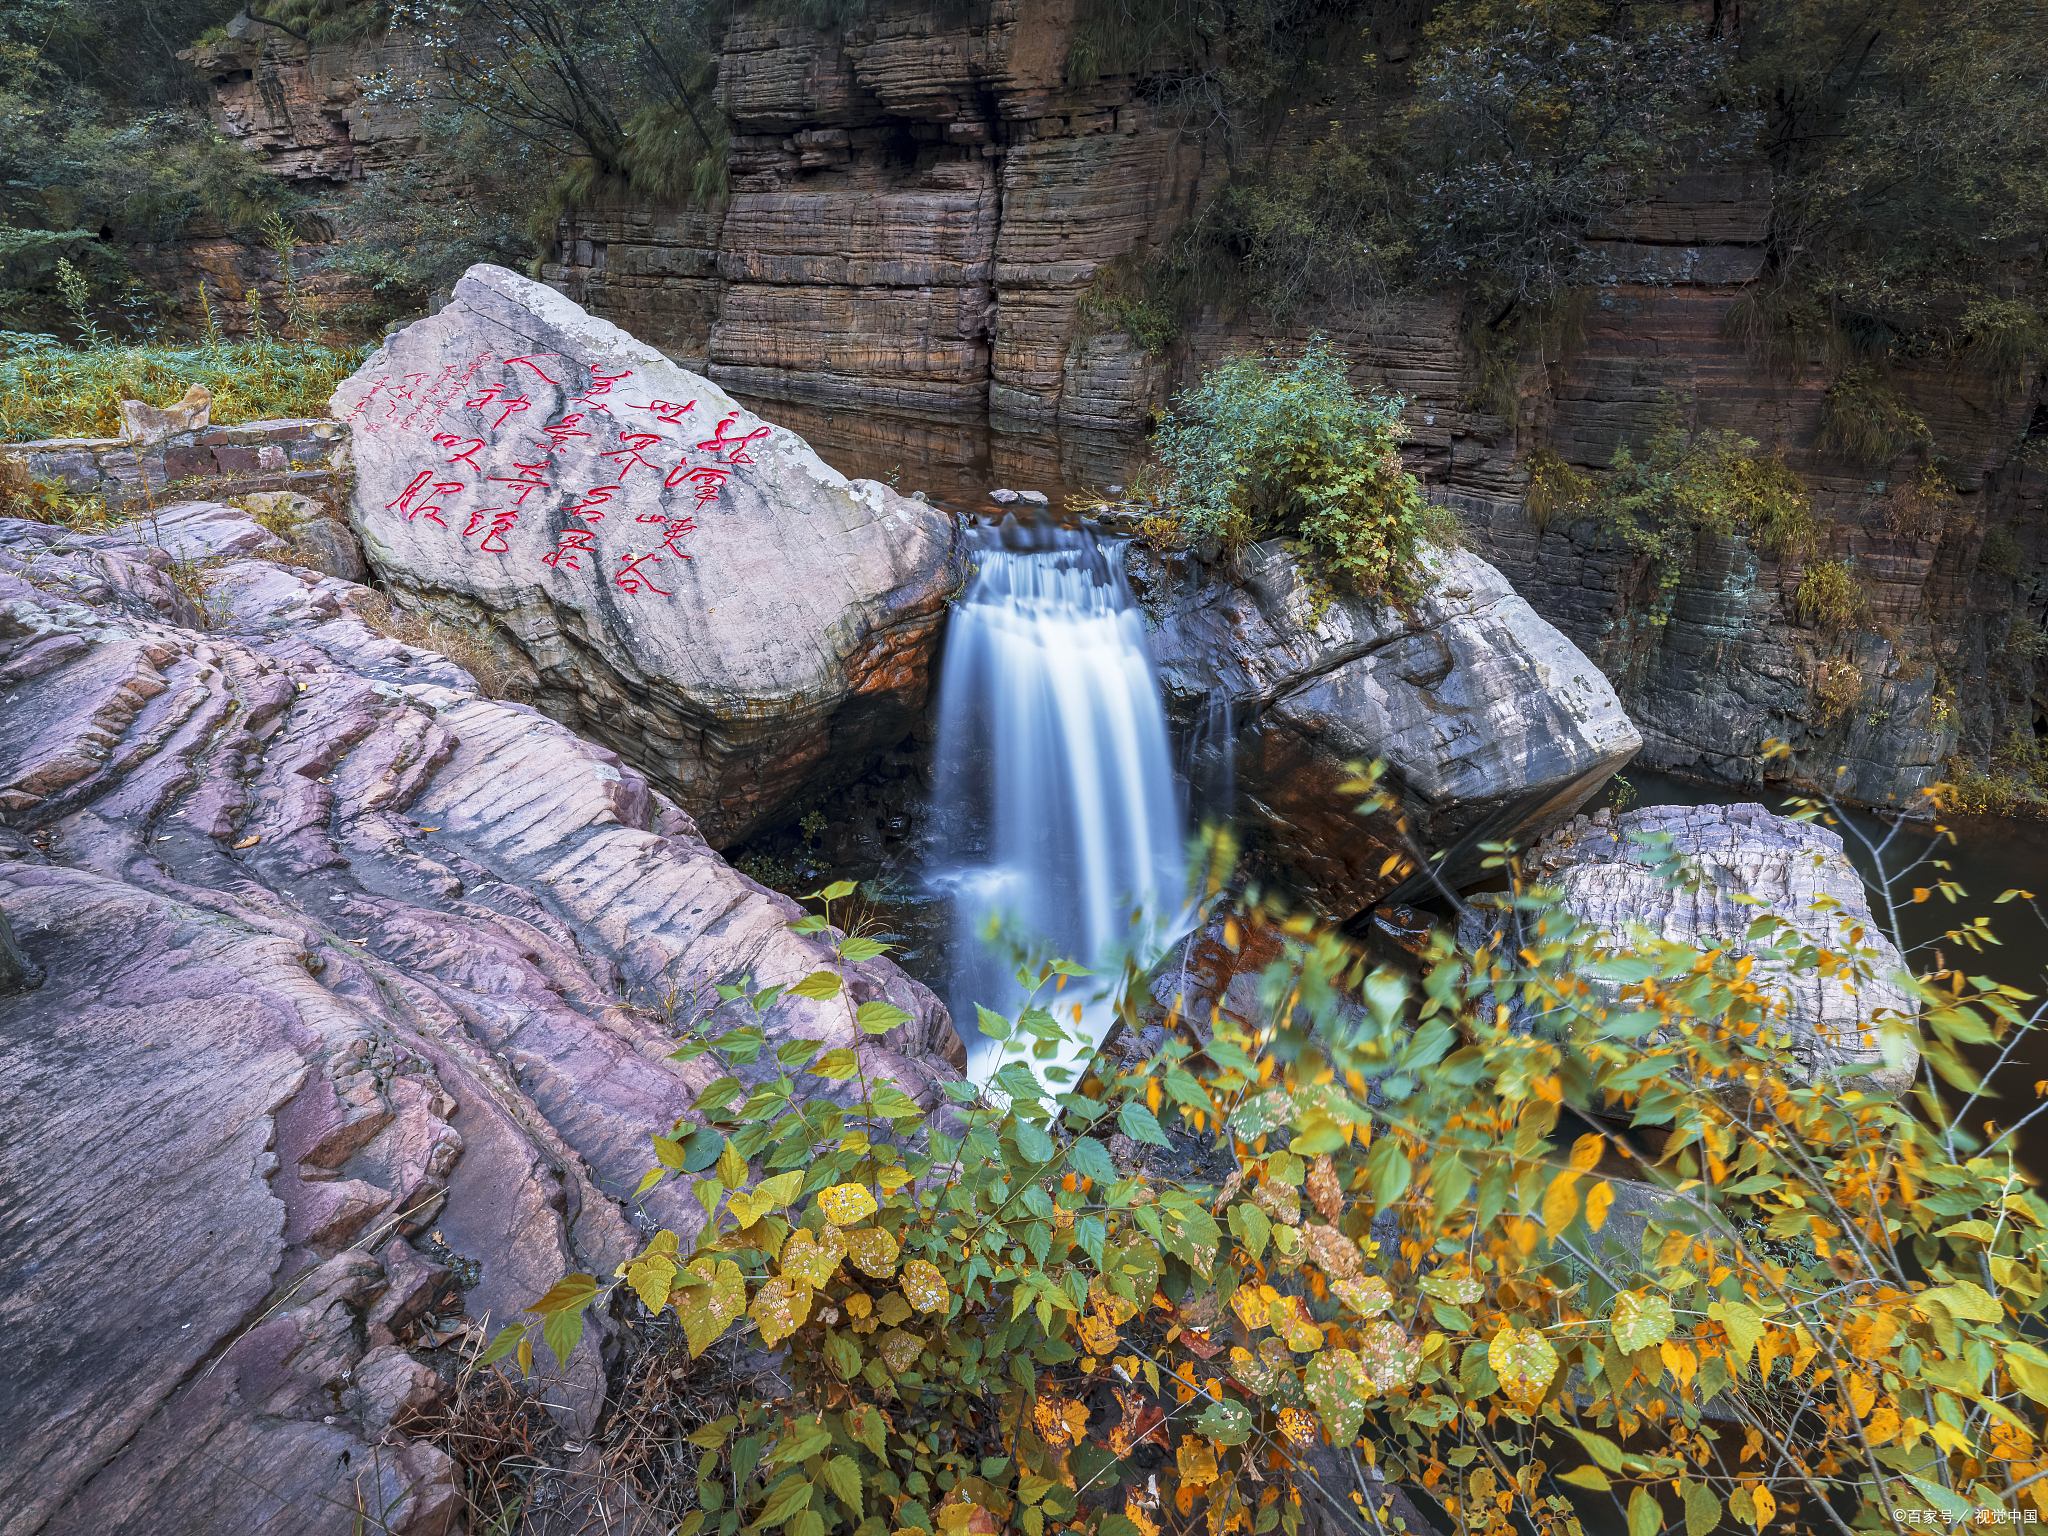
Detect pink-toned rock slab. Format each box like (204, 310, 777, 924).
(0, 512, 964, 1535)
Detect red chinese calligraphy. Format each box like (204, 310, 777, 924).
(462, 506, 519, 553)
(540, 413, 591, 448)
(666, 462, 731, 509)
(566, 482, 625, 523)
(506, 353, 562, 385)
(696, 412, 772, 466)
(466, 386, 531, 432)
(489, 460, 555, 505)
(542, 528, 598, 571)
(633, 511, 698, 557)
(575, 367, 633, 410)
(635, 398, 697, 424)
(600, 446, 662, 478)
(386, 470, 466, 528)
(614, 549, 675, 596)
(433, 433, 486, 471)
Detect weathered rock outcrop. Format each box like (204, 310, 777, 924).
(332, 263, 968, 846)
(0, 506, 962, 1535)
(1473, 801, 1916, 1090)
(1131, 540, 1643, 917)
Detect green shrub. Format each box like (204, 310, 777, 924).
(1587, 412, 1824, 566)
(1522, 448, 1593, 532)
(1818, 365, 1934, 464)
(1980, 523, 2026, 578)
(1147, 339, 1455, 600)
(490, 781, 2048, 1536)
(1794, 559, 1865, 631)
(0, 334, 366, 441)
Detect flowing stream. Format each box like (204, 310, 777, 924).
(929, 517, 1188, 1080)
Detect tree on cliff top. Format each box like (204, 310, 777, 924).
(479, 773, 2048, 1536)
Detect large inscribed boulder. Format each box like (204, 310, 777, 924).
(331, 263, 966, 846)
(1132, 541, 1642, 916)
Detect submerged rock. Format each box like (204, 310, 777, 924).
(1134, 540, 1642, 916)
(0, 512, 962, 1534)
(1478, 801, 1916, 1089)
(331, 263, 967, 847)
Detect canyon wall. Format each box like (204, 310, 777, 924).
(181, 1, 2048, 807)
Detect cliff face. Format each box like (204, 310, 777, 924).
(188, 2, 2047, 807)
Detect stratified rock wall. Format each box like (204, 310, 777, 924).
(182, 5, 2047, 806)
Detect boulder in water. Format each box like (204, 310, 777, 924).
(330, 264, 966, 846)
(1470, 802, 1916, 1089)
(1133, 540, 1642, 915)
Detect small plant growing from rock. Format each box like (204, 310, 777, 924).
(1795, 558, 1866, 632)
(1147, 339, 1458, 600)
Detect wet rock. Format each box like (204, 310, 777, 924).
(0, 519, 964, 1533)
(989, 488, 1020, 503)
(1135, 540, 1642, 917)
(1476, 801, 1916, 1089)
(331, 263, 967, 846)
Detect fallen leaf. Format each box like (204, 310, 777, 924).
(233, 835, 259, 849)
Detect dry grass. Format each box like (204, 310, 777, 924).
(404, 1311, 774, 1534)
(0, 456, 120, 530)
(353, 591, 534, 701)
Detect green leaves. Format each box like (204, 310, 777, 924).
(1118, 1102, 1170, 1147)
(1305, 1350, 1372, 1444)
(1611, 1290, 1675, 1353)
(789, 970, 843, 1002)
(1196, 1397, 1252, 1445)
(680, 1258, 746, 1356)
(822, 1455, 861, 1511)
(755, 1474, 813, 1528)
(810, 1047, 861, 1080)
(855, 1000, 909, 1035)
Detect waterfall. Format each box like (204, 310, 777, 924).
(931, 517, 1186, 1081)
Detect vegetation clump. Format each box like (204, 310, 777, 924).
(486, 777, 2048, 1536)
(1794, 559, 1865, 633)
(1145, 340, 1456, 600)
(0, 330, 364, 441)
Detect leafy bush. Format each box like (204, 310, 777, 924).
(1522, 448, 1595, 533)
(1945, 732, 2048, 818)
(1817, 366, 1934, 465)
(1793, 559, 1865, 632)
(1147, 340, 1455, 600)
(488, 776, 2048, 1536)
(1580, 412, 1825, 572)
(0, 333, 365, 440)
(1812, 655, 1864, 725)
(1980, 524, 2026, 579)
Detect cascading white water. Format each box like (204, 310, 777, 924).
(931, 518, 1186, 1081)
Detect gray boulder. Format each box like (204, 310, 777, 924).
(330, 263, 967, 846)
(1484, 801, 1917, 1090)
(1132, 540, 1642, 916)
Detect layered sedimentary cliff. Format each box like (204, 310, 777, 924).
(177, 1, 2048, 808)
